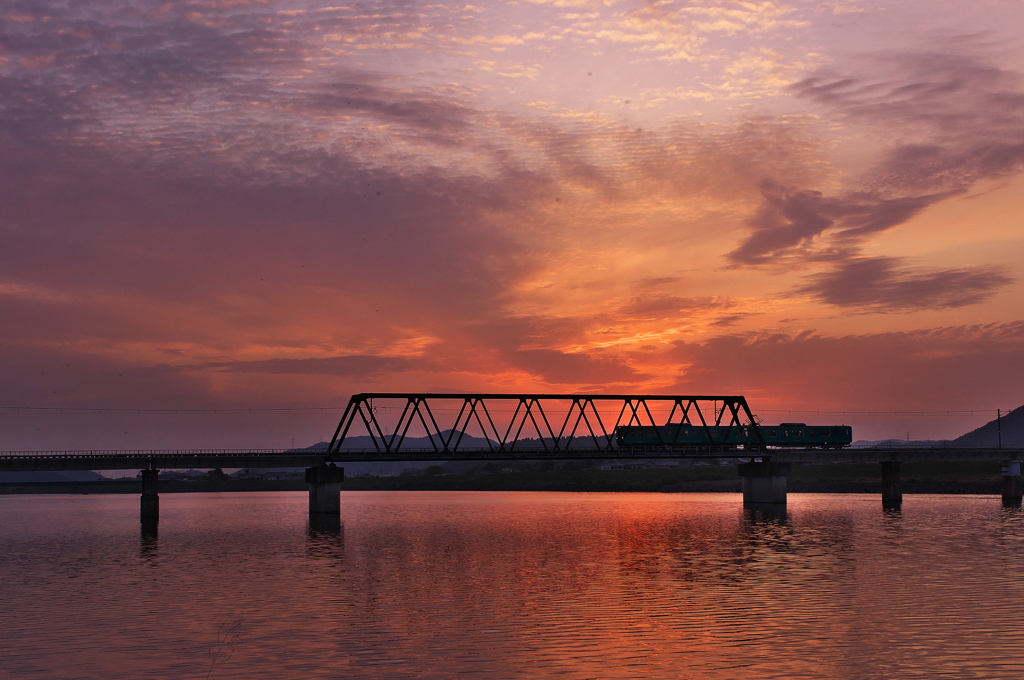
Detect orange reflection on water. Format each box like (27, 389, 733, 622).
(3, 492, 1024, 678)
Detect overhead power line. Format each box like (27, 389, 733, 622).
(758, 409, 1014, 417)
(0, 405, 1014, 417)
(0, 406, 345, 415)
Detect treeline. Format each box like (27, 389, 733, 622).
(0, 460, 1008, 495)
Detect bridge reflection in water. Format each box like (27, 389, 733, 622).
(2, 393, 1022, 523)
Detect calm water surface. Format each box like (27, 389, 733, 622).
(2, 491, 1023, 679)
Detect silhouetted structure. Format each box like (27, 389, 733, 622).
(3, 394, 1023, 516)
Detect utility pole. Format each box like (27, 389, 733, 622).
(998, 409, 1003, 449)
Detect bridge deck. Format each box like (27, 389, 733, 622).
(0, 452, 327, 472)
(1, 446, 1022, 472)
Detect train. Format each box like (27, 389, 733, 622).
(615, 422, 852, 450)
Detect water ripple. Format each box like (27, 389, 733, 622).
(2, 492, 1024, 678)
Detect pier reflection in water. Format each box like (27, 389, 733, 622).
(2, 491, 1024, 679)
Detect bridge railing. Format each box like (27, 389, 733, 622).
(0, 448, 294, 458)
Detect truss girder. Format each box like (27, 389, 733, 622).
(327, 394, 763, 455)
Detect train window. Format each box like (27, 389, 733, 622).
(768, 430, 777, 437)
(821, 429, 830, 436)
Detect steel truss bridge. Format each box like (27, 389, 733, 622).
(1, 393, 1022, 471)
(328, 393, 764, 456)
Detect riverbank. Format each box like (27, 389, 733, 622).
(0, 461, 1006, 495)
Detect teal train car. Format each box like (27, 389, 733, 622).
(615, 422, 852, 450)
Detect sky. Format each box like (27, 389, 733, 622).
(2, 0, 1024, 449)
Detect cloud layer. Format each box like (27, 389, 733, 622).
(1, 2, 1023, 446)
(728, 48, 1023, 309)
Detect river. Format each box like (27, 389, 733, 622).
(2, 491, 1023, 679)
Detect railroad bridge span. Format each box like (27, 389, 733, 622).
(3, 393, 1022, 520)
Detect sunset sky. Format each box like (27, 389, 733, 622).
(3, 0, 1024, 449)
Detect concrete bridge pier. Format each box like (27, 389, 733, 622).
(738, 461, 789, 507)
(1001, 462, 1021, 507)
(307, 464, 345, 514)
(140, 468, 159, 521)
(880, 461, 902, 509)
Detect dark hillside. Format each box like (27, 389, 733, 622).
(295, 430, 495, 451)
(953, 405, 1024, 447)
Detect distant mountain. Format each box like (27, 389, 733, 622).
(293, 441, 329, 451)
(293, 430, 498, 452)
(852, 439, 951, 448)
(954, 406, 1024, 447)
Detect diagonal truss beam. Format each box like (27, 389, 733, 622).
(327, 394, 765, 455)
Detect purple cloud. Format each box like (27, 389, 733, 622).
(727, 46, 1024, 308)
(729, 180, 954, 266)
(203, 355, 422, 377)
(796, 257, 1013, 311)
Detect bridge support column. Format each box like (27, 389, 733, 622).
(738, 462, 789, 506)
(140, 468, 159, 521)
(1002, 462, 1021, 507)
(307, 464, 344, 515)
(881, 461, 902, 509)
